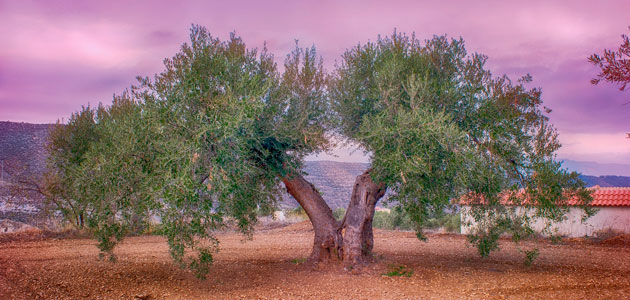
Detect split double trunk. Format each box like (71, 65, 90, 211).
(282, 169, 385, 265)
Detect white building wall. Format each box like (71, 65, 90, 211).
(461, 206, 630, 237)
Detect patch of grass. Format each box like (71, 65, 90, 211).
(549, 235, 563, 244)
(383, 264, 413, 277)
(290, 258, 307, 264)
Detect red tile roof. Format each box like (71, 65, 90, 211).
(588, 186, 630, 207)
(459, 186, 630, 207)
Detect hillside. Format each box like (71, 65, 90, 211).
(280, 161, 370, 209)
(0, 121, 53, 182)
(579, 175, 630, 187)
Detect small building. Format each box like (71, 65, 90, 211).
(461, 186, 630, 237)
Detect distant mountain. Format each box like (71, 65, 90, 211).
(579, 175, 630, 187)
(562, 159, 630, 177)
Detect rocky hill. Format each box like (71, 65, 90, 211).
(0, 121, 54, 224)
(0, 121, 53, 182)
(280, 161, 370, 209)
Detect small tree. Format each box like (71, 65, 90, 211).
(44, 106, 99, 229)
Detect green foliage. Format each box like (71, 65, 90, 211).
(287, 207, 308, 219)
(465, 207, 541, 261)
(372, 208, 414, 231)
(44, 106, 98, 229)
(522, 248, 539, 266)
(47, 26, 593, 274)
(45, 25, 331, 278)
(383, 264, 413, 277)
(549, 235, 563, 244)
(424, 213, 461, 233)
(466, 224, 503, 257)
(331, 31, 592, 257)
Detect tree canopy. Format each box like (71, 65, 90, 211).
(331, 31, 591, 253)
(46, 25, 331, 277)
(44, 26, 591, 278)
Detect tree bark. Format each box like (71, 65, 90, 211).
(282, 173, 342, 262)
(282, 169, 385, 266)
(340, 169, 386, 265)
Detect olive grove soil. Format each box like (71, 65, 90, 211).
(1, 222, 629, 300)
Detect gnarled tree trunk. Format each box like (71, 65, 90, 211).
(282, 169, 385, 266)
(282, 173, 342, 262)
(340, 169, 385, 265)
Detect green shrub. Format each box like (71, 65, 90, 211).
(286, 207, 308, 219)
(423, 213, 461, 233)
(316, 205, 460, 233)
(523, 249, 539, 266)
(373, 211, 394, 230)
(391, 208, 415, 230)
(444, 214, 461, 233)
(372, 208, 414, 230)
(333, 207, 346, 221)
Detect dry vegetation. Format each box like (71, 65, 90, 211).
(1, 222, 629, 300)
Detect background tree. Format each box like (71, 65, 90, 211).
(589, 26, 630, 138)
(44, 106, 99, 229)
(589, 26, 630, 91)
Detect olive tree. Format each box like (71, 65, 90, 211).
(48, 27, 591, 277)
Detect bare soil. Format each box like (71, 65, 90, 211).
(1, 222, 629, 300)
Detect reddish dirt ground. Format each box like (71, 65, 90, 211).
(1, 222, 629, 300)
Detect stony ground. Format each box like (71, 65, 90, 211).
(1, 222, 629, 300)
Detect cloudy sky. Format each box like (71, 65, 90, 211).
(1, 0, 629, 165)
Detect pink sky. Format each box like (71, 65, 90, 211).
(1, 0, 629, 164)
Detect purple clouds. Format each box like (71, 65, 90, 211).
(1, 0, 629, 163)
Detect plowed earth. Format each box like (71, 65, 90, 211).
(1, 222, 629, 300)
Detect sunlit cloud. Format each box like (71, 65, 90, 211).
(558, 132, 630, 163)
(0, 15, 146, 69)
